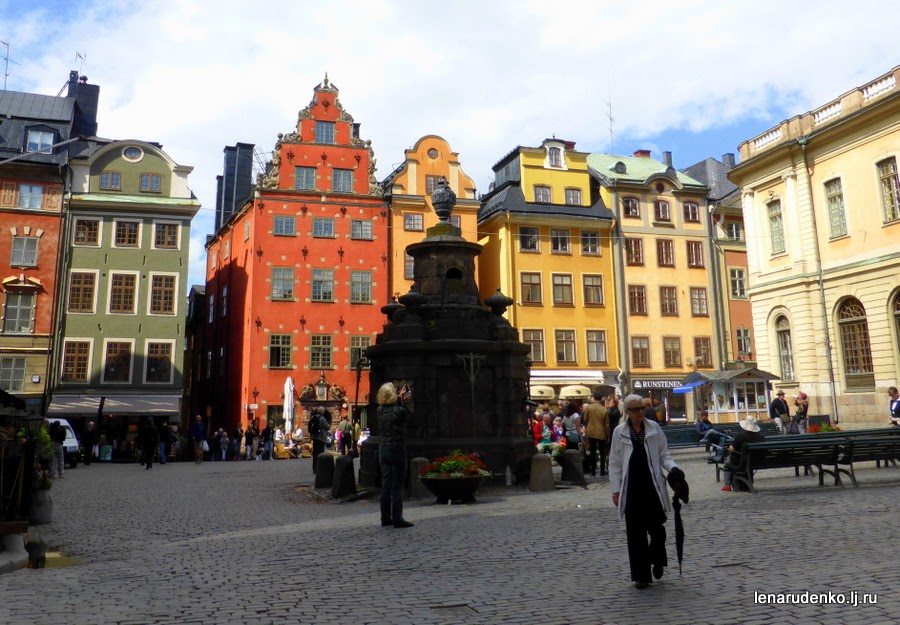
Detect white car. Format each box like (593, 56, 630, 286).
(52, 418, 81, 468)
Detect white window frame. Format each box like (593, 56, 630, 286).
(2, 291, 35, 334)
(17, 184, 43, 209)
(67, 268, 100, 314)
(144, 339, 176, 384)
(312, 217, 335, 238)
(73, 218, 102, 247)
(403, 213, 424, 231)
(107, 270, 140, 315)
(112, 218, 142, 249)
(523, 329, 545, 363)
(519, 226, 539, 252)
(27, 129, 54, 154)
(0, 356, 26, 392)
(10, 236, 38, 267)
(147, 272, 179, 316)
(101, 337, 135, 384)
(534, 185, 551, 203)
(61, 338, 93, 383)
(152, 220, 181, 250)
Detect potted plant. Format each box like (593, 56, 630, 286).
(418, 450, 491, 504)
(29, 467, 53, 525)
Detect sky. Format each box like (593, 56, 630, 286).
(2, 0, 896, 291)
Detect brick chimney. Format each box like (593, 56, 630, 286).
(67, 70, 100, 137)
(722, 153, 736, 168)
(663, 151, 672, 167)
(633, 149, 651, 158)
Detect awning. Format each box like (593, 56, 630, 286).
(530, 385, 556, 401)
(48, 394, 181, 416)
(530, 369, 605, 386)
(559, 385, 592, 400)
(672, 381, 706, 394)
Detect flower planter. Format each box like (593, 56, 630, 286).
(419, 476, 484, 504)
(29, 490, 53, 525)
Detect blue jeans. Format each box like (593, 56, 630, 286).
(159, 442, 167, 464)
(263, 441, 273, 460)
(379, 442, 407, 525)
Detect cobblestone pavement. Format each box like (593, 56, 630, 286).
(1, 448, 899, 625)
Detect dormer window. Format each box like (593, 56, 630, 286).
(26, 130, 54, 154)
(315, 121, 335, 144)
(549, 147, 562, 167)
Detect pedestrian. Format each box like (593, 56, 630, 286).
(609, 394, 685, 589)
(190, 414, 207, 464)
(308, 408, 330, 472)
(769, 391, 789, 435)
(642, 397, 658, 423)
(232, 425, 243, 460)
(583, 392, 609, 476)
(219, 430, 230, 461)
(260, 422, 273, 460)
(889, 386, 900, 427)
(245, 424, 256, 460)
(376, 382, 413, 528)
(337, 413, 354, 455)
(139, 418, 160, 469)
(48, 420, 66, 479)
(793, 392, 809, 434)
(82, 421, 98, 466)
(158, 420, 172, 465)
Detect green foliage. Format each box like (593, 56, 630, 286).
(35, 425, 53, 461)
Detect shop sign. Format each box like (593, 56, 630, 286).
(632, 379, 681, 390)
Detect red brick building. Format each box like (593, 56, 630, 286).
(203, 76, 387, 433)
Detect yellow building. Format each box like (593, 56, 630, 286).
(588, 150, 712, 420)
(382, 135, 478, 298)
(729, 66, 900, 424)
(478, 138, 619, 400)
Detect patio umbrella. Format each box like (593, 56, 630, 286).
(283, 377, 295, 434)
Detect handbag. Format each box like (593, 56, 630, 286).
(200, 440, 209, 452)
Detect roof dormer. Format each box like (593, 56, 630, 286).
(541, 137, 573, 171)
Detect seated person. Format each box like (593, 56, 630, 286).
(291, 426, 304, 442)
(532, 413, 562, 458)
(721, 416, 766, 492)
(695, 410, 725, 451)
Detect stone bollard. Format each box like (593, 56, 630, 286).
(331, 455, 357, 498)
(560, 449, 587, 485)
(314, 452, 339, 489)
(408, 457, 430, 499)
(529, 453, 555, 492)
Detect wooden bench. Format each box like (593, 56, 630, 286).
(663, 424, 701, 448)
(730, 438, 852, 493)
(839, 436, 900, 486)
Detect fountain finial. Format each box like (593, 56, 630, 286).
(431, 177, 456, 222)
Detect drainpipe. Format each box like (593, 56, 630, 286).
(797, 136, 840, 423)
(610, 188, 630, 392)
(707, 201, 728, 369)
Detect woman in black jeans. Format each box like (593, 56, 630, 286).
(376, 382, 414, 529)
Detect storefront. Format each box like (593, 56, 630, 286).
(631, 378, 686, 422)
(679, 368, 780, 424)
(529, 369, 620, 405)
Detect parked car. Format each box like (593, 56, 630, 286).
(53, 418, 81, 468)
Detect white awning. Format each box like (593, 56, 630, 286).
(530, 369, 605, 386)
(530, 385, 556, 401)
(48, 395, 181, 416)
(559, 385, 592, 400)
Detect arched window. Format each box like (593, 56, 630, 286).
(838, 298, 874, 389)
(775, 316, 794, 381)
(893, 294, 900, 359)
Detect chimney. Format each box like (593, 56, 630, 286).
(722, 153, 736, 168)
(67, 70, 100, 137)
(663, 151, 672, 167)
(633, 149, 651, 158)
(216, 143, 255, 230)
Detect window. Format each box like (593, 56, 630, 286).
(74, 219, 99, 245)
(103, 341, 132, 382)
(3, 293, 34, 333)
(313, 217, 335, 237)
(555, 329, 576, 363)
(223, 241, 230, 260)
(206, 351, 212, 379)
(581, 230, 600, 255)
(10, 237, 38, 266)
(552, 274, 573, 305)
(725, 221, 744, 241)
(100, 171, 122, 190)
(768, 199, 786, 254)
(550, 229, 570, 253)
(622, 196, 640, 218)
(404, 253, 414, 280)
(656, 239, 674, 267)
(208, 294, 215, 323)
(895, 295, 900, 358)
(17, 184, 42, 209)
(565, 188, 582, 205)
(631, 336, 650, 367)
(153, 223, 179, 249)
(663, 337, 682, 368)
(150, 275, 176, 315)
(351, 220, 372, 240)
(221, 286, 228, 317)
(109, 273, 137, 313)
(274, 216, 296, 236)
(693, 337, 713, 367)
(146, 342, 173, 383)
(736, 327, 752, 356)
(333, 169, 353, 193)
(425, 175, 441, 194)
(271, 267, 294, 300)
(139, 173, 161, 193)
(683, 202, 700, 222)
(519, 226, 539, 252)
(114, 221, 140, 247)
(295, 166, 316, 190)
(628, 285, 647, 315)
(659, 286, 678, 316)
(68, 272, 96, 312)
(776, 316, 795, 380)
(350, 336, 371, 368)
(730, 269, 746, 298)
(838, 298, 874, 387)
(312, 269, 334, 301)
(61, 341, 90, 382)
(878, 157, 900, 223)
(625, 238, 643, 265)
(824, 178, 847, 237)
(403, 213, 423, 231)
(315, 121, 335, 144)
(310, 334, 333, 368)
(0, 357, 25, 392)
(351, 271, 372, 303)
(586, 330, 607, 364)
(243, 221, 251, 241)
(521, 272, 542, 304)
(548, 147, 562, 167)
(27, 129, 54, 154)
(269, 334, 292, 368)
(534, 185, 551, 203)
(686, 240, 704, 267)
(582, 275, 604, 306)
(523, 329, 544, 363)
(450, 215, 461, 228)
(690, 287, 708, 316)
(654, 199, 670, 222)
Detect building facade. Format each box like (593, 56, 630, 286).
(203, 76, 387, 434)
(729, 65, 900, 424)
(478, 138, 619, 400)
(588, 150, 712, 420)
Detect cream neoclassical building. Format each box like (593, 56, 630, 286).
(729, 66, 900, 424)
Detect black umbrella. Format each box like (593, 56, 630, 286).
(667, 469, 689, 575)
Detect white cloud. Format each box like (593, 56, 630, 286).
(5, 0, 896, 288)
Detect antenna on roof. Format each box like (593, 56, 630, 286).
(603, 72, 614, 154)
(0, 39, 21, 90)
(76, 51, 86, 74)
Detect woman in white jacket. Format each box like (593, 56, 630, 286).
(609, 394, 685, 589)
